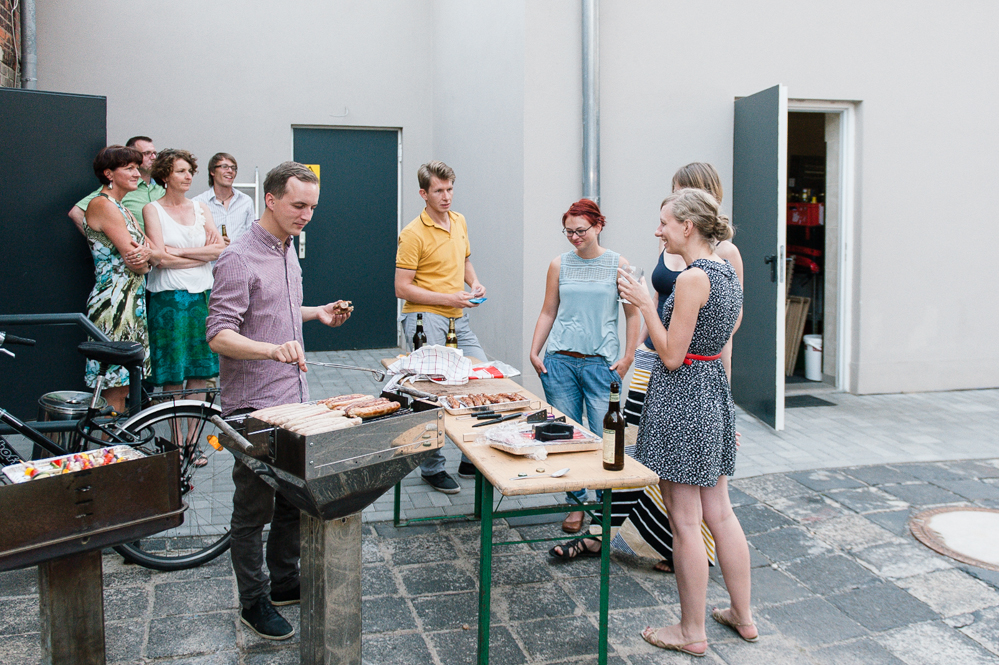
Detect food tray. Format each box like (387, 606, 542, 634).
(483, 423, 601, 456)
(489, 440, 601, 456)
(441, 395, 534, 416)
(2, 445, 143, 484)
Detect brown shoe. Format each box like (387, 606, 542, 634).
(561, 510, 584, 533)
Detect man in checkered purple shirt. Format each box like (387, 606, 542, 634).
(207, 162, 351, 641)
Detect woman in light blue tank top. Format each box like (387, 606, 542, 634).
(529, 199, 641, 534)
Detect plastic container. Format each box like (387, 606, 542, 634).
(803, 335, 823, 381)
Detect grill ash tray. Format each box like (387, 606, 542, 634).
(221, 392, 444, 520)
(0, 445, 184, 571)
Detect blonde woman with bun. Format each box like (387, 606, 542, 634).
(618, 188, 754, 657)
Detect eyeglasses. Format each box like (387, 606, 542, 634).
(141, 150, 157, 158)
(215, 164, 237, 172)
(563, 225, 593, 238)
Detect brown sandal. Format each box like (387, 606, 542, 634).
(711, 607, 758, 642)
(641, 627, 706, 657)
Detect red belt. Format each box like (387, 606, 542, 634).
(683, 353, 722, 365)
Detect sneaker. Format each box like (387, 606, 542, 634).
(271, 583, 300, 606)
(422, 471, 460, 494)
(458, 461, 477, 479)
(240, 598, 295, 640)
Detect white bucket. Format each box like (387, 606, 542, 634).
(803, 334, 823, 381)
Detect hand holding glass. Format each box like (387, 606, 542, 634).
(618, 266, 643, 304)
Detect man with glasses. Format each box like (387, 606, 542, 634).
(68, 136, 165, 234)
(194, 153, 256, 243)
(395, 160, 487, 493)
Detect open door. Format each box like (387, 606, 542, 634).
(731, 85, 787, 430)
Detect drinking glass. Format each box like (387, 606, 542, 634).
(618, 265, 644, 304)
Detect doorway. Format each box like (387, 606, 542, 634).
(292, 127, 401, 351)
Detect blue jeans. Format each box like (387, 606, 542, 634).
(539, 352, 620, 503)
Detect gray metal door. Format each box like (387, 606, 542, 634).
(293, 128, 399, 351)
(731, 85, 787, 430)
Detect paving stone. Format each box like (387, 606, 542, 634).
(361, 537, 384, 564)
(371, 522, 439, 539)
(806, 637, 908, 665)
(947, 459, 999, 479)
(383, 532, 461, 565)
(898, 463, 970, 484)
(745, 565, 814, 606)
(243, 647, 299, 665)
(513, 614, 601, 661)
(491, 581, 578, 622)
(826, 582, 938, 631)
(0, 568, 38, 597)
(397, 562, 477, 596)
(146, 612, 237, 660)
(362, 594, 418, 634)
(783, 553, 882, 595)
(748, 542, 771, 568)
(960, 564, 999, 592)
(748, 526, 831, 563)
(734, 503, 796, 535)
(880, 482, 967, 507)
(481, 552, 555, 586)
(360, 632, 434, 665)
(824, 487, 910, 514)
(768, 493, 851, 525)
(809, 513, 905, 552)
(895, 568, 999, 617)
(727, 486, 757, 507)
(152, 653, 239, 665)
(0, 595, 38, 636)
(0, 633, 39, 665)
(788, 469, 867, 492)
(362, 563, 400, 598)
(731, 475, 812, 503)
(959, 605, 999, 657)
(844, 465, 920, 486)
(152, 578, 237, 617)
(878, 620, 999, 665)
(711, 635, 811, 665)
(754, 597, 866, 647)
(865, 509, 912, 537)
(104, 585, 150, 623)
(426, 625, 527, 664)
(411, 590, 488, 631)
(932, 479, 999, 502)
(853, 541, 952, 579)
(573, 572, 660, 612)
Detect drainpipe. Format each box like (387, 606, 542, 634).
(20, 0, 37, 89)
(582, 0, 598, 203)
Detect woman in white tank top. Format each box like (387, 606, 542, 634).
(143, 150, 226, 459)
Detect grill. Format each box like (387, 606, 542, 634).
(214, 390, 443, 665)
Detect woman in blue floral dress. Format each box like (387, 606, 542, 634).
(82, 145, 154, 413)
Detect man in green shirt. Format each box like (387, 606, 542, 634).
(68, 136, 165, 235)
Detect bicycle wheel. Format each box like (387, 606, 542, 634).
(114, 400, 233, 570)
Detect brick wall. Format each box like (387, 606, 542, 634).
(0, 0, 19, 88)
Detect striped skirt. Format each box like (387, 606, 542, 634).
(591, 345, 716, 566)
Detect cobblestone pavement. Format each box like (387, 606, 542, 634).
(2, 348, 998, 663)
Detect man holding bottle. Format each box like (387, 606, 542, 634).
(395, 160, 487, 492)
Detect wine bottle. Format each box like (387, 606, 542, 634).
(445, 318, 459, 349)
(602, 382, 625, 471)
(413, 313, 428, 350)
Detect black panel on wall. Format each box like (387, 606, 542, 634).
(0, 89, 107, 419)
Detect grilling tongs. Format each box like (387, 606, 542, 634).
(296, 360, 386, 382)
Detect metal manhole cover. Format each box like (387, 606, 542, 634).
(909, 506, 999, 572)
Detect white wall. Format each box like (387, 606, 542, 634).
(35, 0, 999, 395)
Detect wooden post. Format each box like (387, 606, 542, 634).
(37, 550, 105, 665)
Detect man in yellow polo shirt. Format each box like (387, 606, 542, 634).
(395, 160, 487, 493)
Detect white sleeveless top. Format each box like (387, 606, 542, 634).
(146, 200, 214, 293)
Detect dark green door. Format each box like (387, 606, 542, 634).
(293, 128, 399, 350)
(731, 85, 788, 430)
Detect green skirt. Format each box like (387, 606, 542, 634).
(148, 289, 219, 386)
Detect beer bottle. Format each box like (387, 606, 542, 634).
(445, 318, 459, 349)
(220, 224, 228, 239)
(602, 382, 625, 471)
(413, 313, 428, 350)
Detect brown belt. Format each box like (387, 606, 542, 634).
(554, 350, 600, 359)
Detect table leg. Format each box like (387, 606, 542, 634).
(477, 480, 494, 665)
(599, 489, 612, 665)
(393, 481, 402, 527)
(473, 469, 482, 520)
(38, 549, 105, 665)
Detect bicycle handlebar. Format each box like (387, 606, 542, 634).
(0, 332, 36, 346)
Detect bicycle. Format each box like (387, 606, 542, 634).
(0, 332, 231, 571)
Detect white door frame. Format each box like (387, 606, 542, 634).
(787, 100, 857, 392)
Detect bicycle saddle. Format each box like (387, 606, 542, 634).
(77, 341, 146, 366)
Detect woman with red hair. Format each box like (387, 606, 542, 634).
(530, 198, 641, 537)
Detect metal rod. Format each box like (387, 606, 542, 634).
(20, 0, 37, 89)
(477, 481, 494, 664)
(0, 313, 110, 342)
(302, 361, 385, 382)
(210, 415, 254, 453)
